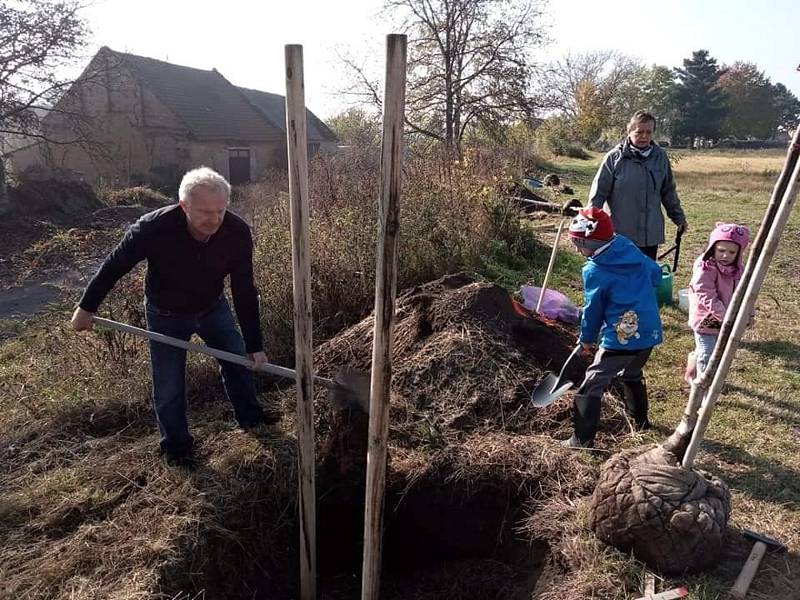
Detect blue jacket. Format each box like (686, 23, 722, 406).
(580, 235, 663, 350)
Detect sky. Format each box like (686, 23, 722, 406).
(78, 0, 800, 120)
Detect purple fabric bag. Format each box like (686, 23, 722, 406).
(520, 285, 581, 324)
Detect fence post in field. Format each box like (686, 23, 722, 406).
(285, 43, 316, 600)
(361, 33, 407, 600)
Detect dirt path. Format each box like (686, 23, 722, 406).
(0, 212, 132, 323)
(0, 265, 95, 321)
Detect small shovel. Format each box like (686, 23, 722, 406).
(92, 316, 370, 412)
(531, 343, 583, 407)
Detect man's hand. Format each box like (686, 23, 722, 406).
(248, 351, 269, 371)
(71, 307, 95, 331)
(678, 221, 689, 234)
(581, 342, 596, 355)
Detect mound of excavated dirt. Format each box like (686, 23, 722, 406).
(8, 178, 103, 222)
(308, 274, 622, 598)
(315, 272, 588, 439)
(103, 186, 172, 209)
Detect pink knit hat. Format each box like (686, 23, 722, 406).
(703, 222, 750, 271)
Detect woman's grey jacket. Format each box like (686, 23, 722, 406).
(589, 139, 686, 247)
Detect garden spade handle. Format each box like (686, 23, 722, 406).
(91, 316, 336, 388)
(536, 218, 566, 314)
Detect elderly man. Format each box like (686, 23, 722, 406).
(72, 166, 269, 464)
(589, 110, 688, 260)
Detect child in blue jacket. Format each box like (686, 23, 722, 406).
(561, 207, 664, 448)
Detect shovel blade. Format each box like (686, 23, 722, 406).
(531, 373, 574, 407)
(329, 367, 371, 414)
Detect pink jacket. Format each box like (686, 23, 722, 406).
(688, 222, 750, 334)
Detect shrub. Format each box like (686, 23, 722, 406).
(563, 145, 590, 160)
(245, 145, 544, 362)
(102, 186, 172, 209)
(535, 116, 590, 159)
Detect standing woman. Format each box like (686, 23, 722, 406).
(589, 110, 688, 259)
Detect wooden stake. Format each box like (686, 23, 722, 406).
(361, 34, 407, 600)
(682, 146, 800, 469)
(536, 218, 565, 314)
(285, 43, 316, 600)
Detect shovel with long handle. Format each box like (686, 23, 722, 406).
(536, 218, 566, 314)
(91, 316, 369, 410)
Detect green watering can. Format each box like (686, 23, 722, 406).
(656, 264, 674, 306)
(655, 229, 684, 307)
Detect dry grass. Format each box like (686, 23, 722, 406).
(241, 145, 545, 363)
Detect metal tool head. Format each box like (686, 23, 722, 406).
(530, 344, 584, 408)
(742, 529, 787, 551)
(328, 367, 371, 414)
(531, 373, 574, 407)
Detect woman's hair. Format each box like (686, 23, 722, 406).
(178, 166, 231, 205)
(627, 110, 657, 133)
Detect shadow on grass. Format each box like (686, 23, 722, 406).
(700, 437, 800, 509)
(741, 339, 800, 372)
(723, 383, 800, 423)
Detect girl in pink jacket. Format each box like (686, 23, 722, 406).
(686, 222, 751, 380)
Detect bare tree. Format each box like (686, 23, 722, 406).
(343, 0, 546, 152)
(0, 0, 101, 207)
(0, 1, 91, 140)
(541, 50, 642, 145)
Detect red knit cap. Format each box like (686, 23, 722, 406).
(568, 207, 615, 246)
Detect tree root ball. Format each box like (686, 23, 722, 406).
(589, 445, 731, 574)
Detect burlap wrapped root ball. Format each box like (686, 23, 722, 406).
(590, 445, 731, 574)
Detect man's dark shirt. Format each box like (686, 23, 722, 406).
(79, 204, 263, 353)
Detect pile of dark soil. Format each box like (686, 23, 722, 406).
(308, 273, 636, 598)
(315, 272, 588, 438)
(8, 178, 103, 223)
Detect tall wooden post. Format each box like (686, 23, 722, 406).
(361, 34, 407, 600)
(285, 44, 316, 600)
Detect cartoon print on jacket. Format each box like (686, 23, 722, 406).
(614, 310, 641, 344)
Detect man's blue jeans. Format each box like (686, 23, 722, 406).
(145, 296, 264, 457)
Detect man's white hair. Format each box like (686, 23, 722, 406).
(178, 166, 231, 204)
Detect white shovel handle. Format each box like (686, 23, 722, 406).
(91, 316, 335, 388)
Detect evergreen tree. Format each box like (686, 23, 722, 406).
(636, 65, 679, 141)
(771, 83, 800, 133)
(673, 50, 728, 144)
(718, 62, 777, 139)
